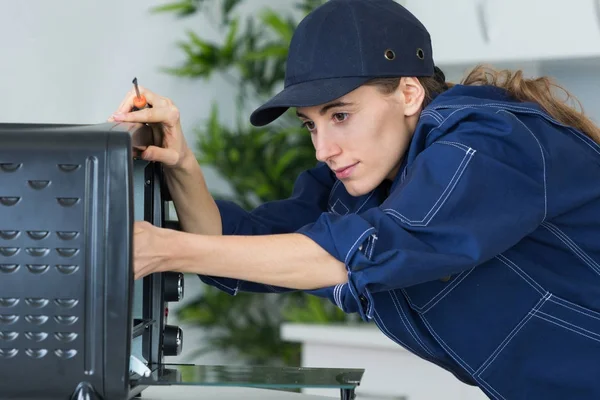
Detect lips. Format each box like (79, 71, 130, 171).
(334, 163, 358, 179)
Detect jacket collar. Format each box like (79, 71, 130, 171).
(429, 84, 514, 109)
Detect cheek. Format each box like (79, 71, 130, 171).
(380, 107, 410, 144)
(338, 109, 409, 161)
(341, 120, 379, 153)
(362, 115, 410, 166)
(382, 126, 411, 150)
(362, 117, 405, 151)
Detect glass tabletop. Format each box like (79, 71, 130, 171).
(133, 364, 364, 390)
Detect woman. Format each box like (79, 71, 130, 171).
(110, 0, 600, 398)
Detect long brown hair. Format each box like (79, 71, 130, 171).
(366, 64, 600, 145)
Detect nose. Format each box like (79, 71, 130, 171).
(314, 132, 341, 163)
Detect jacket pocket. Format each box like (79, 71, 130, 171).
(476, 293, 600, 400)
(383, 142, 475, 227)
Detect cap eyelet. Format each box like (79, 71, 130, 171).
(384, 49, 395, 60)
(416, 48, 425, 60)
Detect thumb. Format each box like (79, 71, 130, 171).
(134, 220, 154, 234)
(141, 145, 179, 166)
(134, 223, 145, 234)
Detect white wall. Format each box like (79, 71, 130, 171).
(540, 60, 600, 124)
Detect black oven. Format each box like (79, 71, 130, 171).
(0, 121, 363, 400)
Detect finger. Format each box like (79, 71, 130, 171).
(137, 270, 152, 280)
(151, 123, 163, 147)
(134, 268, 145, 280)
(113, 88, 140, 116)
(134, 262, 154, 280)
(134, 267, 144, 280)
(115, 85, 170, 115)
(135, 220, 153, 228)
(115, 88, 136, 115)
(117, 85, 163, 113)
(141, 145, 180, 166)
(134, 220, 153, 233)
(112, 105, 179, 126)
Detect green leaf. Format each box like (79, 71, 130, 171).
(221, 0, 243, 23)
(260, 9, 295, 43)
(150, 0, 198, 16)
(186, 30, 218, 54)
(243, 43, 289, 61)
(222, 18, 240, 58)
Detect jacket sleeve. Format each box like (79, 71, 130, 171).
(296, 110, 548, 321)
(197, 162, 339, 296)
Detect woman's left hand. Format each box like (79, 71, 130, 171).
(133, 221, 174, 280)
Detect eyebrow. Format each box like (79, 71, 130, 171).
(296, 101, 354, 119)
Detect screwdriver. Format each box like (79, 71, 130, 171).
(129, 77, 152, 160)
(131, 77, 149, 111)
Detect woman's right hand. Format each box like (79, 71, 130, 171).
(109, 85, 193, 170)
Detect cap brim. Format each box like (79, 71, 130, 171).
(249, 76, 373, 127)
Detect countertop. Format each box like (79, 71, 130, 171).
(140, 385, 338, 399)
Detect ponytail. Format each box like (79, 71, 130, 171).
(366, 64, 600, 145)
(461, 65, 600, 145)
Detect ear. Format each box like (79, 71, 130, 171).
(398, 77, 425, 117)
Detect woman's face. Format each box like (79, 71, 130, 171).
(296, 78, 424, 196)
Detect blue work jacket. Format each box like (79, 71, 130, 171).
(200, 84, 600, 399)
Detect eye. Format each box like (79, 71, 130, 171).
(332, 112, 349, 123)
(301, 120, 316, 131)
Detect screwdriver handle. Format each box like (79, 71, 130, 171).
(131, 77, 152, 111)
(132, 95, 148, 111)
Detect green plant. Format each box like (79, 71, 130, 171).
(151, 0, 360, 367)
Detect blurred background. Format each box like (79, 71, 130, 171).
(1, 1, 599, 399)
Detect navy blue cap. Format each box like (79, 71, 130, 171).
(249, 0, 434, 127)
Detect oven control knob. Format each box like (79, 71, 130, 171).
(162, 325, 183, 356)
(163, 272, 184, 302)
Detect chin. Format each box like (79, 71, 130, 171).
(342, 179, 378, 197)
